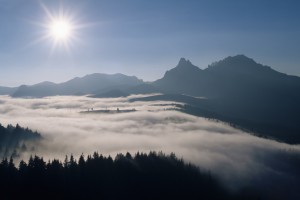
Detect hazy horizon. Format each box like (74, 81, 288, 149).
(1, 54, 300, 87)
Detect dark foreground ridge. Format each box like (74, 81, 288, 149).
(0, 151, 262, 200)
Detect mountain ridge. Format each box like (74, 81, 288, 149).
(1, 55, 300, 143)
(11, 73, 143, 97)
(151, 55, 300, 144)
(1, 55, 299, 97)
(2, 54, 299, 99)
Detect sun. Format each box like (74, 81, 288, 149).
(50, 19, 72, 40)
(27, 2, 88, 55)
(44, 16, 76, 54)
(28, 2, 93, 54)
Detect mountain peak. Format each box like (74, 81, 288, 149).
(209, 55, 257, 67)
(226, 54, 256, 64)
(177, 58, 194, 68)
(34, 81, 56, 87)
(207, 55, 263, 72)
(156, 57, 202, 85)
(173, 58, 201, 73)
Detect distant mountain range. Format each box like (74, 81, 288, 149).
(7, 73, 143, 98)
(1, 55, 300, 143)
(0, 86, 17, 95)
(2, 55, 299, 99)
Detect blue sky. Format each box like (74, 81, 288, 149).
(0, 0, 299, 86)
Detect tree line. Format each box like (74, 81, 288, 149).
(0, 151, 261, 200)
(0, 123, 41, 158)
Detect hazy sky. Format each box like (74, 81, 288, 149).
(0, 0, 299, 86)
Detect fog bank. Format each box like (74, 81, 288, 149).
(0, 95, 299, 193)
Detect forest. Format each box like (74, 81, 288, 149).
(0, 123, 41, 158)
(0, 151, 261, 200)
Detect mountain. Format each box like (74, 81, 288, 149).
(12, 73, 143, 98)
(90, 89, 129, 98)
(154, 55, 300, 97)
(2, 55, 300, 143)
(125, 83, 161, 94)
(0, 86, 17, 95)
(13, 82, 58, 97)
(153, 58, 213, 96)
(153, 55, 300, 143)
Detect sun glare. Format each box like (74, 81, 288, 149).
(50, 19, 72, 40)
(28, 2, 89, 54)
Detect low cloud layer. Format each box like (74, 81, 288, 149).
(0, 95, 300, 194)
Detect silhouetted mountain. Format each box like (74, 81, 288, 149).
(3, 55, 300, 143)
(13, 82, 57, 97)
(90, 89, 129, 98)
(0, 86, 17, 95)
(12, 73, 143, 97)
(151, 56, 300, 144)
(154, 55, 300, 99)
(131, 94, 210, 107)
(125, 83, 161, 94)
(154, 58, 211, 96)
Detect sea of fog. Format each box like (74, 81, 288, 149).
(0, 94, 300, 193)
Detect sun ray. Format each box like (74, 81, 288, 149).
(39, 1, 55, 22)
(25, 35, 50, 48)
(63, 40, 72, 56)
(26, 2, 92, 56)
(50, 39, 59, 57)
